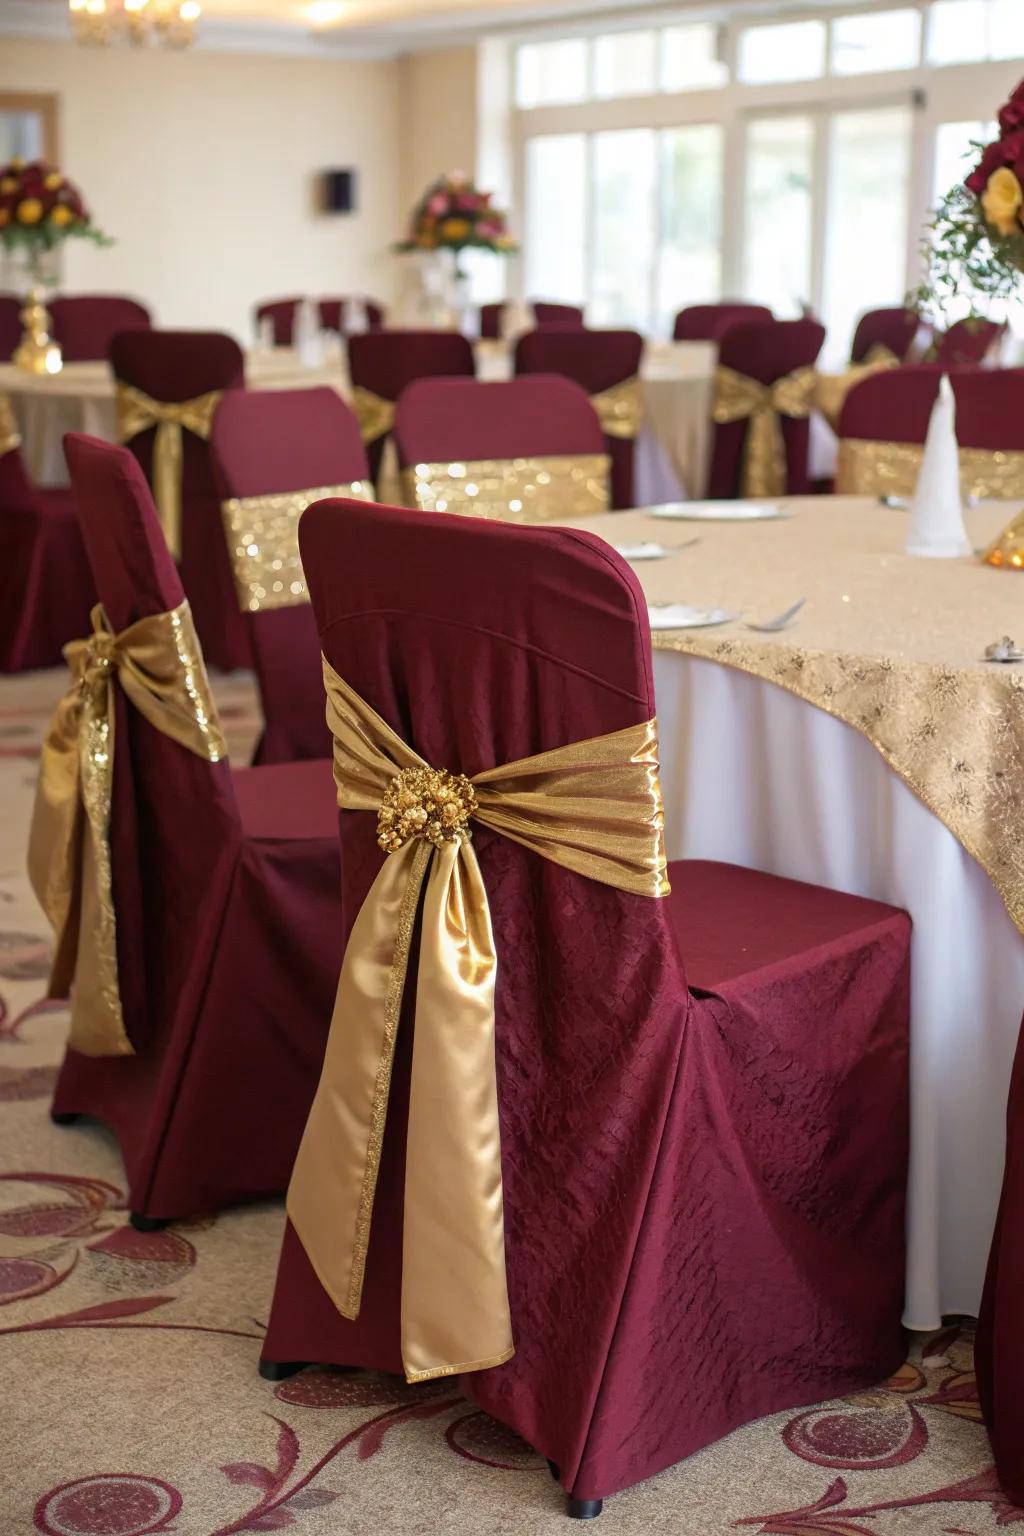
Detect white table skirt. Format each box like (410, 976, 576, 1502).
(653, 648, 1024, 1329)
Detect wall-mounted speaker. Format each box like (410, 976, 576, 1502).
(323, 169, 356, 214)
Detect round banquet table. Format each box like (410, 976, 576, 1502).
(564, 494, 1024, 1333)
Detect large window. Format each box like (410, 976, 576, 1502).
(524, 134, 586, 303)
(515, 23, 729, 107)
(927, 0, 1024, 64)
(737, 22, 827, 84)
(743, 116, 815, 317)
(658, 126, 724, 326)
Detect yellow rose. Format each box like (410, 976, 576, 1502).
(50, 204, 75, 227)
(982, 166, 1024, 236)
(0, 209, 8, 228)
(44, 172, 64, 191)
(0, 176, 18, 194)
(439, 217, 470, 241)
(16, 198, 44, 225)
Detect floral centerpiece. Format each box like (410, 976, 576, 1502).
(396, 171, 517, 272)
(0, 157, 111, 373)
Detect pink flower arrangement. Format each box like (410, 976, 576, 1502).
(396, 171, 517, 258)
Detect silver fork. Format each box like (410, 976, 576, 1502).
(744, 598, 806, 633)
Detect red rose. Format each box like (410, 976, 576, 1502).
(1000, 81, 1024, 134)
(966, 130, 1024, 194)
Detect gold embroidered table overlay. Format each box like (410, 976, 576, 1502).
(712, 364, 817, 498)
(115, 382, 222, 560)
(27, 602, 226, 1058)
(837, 439, 1024, 503)
(222, 482, 374, 611)
(563, 496, 1024, 935)
(402, 453, 610, 523)
(287, 664, 670, 1384)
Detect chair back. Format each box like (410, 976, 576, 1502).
(936, 318, 1005, 367)
(348, 329, 476, 484)
(318, 297, 385, 334)
(849, 307, 919, 365)
(211, 387, 371, 762)
(531, 301, 585, 328)
(0, 293, 22, 360)
(62, 433, 239, 1046)
(479, 302, 506, 340)
(514, 328, 643, 507)
(672, 303, 771, 341)
(394, 376, 609, 522)
(49, 295, 151, 362)
(255, 298, 302, 347)
(110, 328, 248, 670)
(708, 318, 825, 499)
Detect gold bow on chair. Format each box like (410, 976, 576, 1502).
(287, 664, 670, 1384)
(0, 394, 22, 459)
(350, 385, 396, 446)
(590, 375, 644, 440)
(713, 364, 817, 498)
(115, 382, 223, 559)
(27, 601, 226, 1058)
(814, 351, 901, 432)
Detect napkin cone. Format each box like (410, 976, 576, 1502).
(295, 297, 324, 368)
(905, 375, 971, 559)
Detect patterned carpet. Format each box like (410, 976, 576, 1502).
(0, 667, 1017, 1536)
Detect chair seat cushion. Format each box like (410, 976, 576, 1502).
(233, 758, 338, 842)
(667, 857, 908, 991)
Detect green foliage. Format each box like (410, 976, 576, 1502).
(911, 180, 1023, 328)
(0, 222, 113, 256)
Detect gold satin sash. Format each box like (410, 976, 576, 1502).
(713, 364, 817, 497)
(836, 437, 1024, 502)
(814, 353, 900, 431)
(401, 453, 610, 523)
(0, 394, 21, 458)
(222, 481, 374, 612)
(115, 382, 223, 559)
(351, 385, 396, 446)
(287, 664, 670, 1384)
(27, 602, 226, 1058)
(590, 375, 643, 440)
(862, 343, 901, 369)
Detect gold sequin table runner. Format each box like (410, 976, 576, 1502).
(565, 496, 1024, 932)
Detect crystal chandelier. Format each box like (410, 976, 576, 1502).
(68, 0, 202, 48)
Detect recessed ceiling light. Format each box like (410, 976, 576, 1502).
(306, 0, 345, 23)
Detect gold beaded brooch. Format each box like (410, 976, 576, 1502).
(377, 766, 477, 853)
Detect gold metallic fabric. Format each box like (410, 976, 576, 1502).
(115, 382, 222, 560)
(0, 393, 22, 458)
(27, 601, 226, 1057)
(814, 353, 900, 431)
(401, 453, 610, 523)
(287, 663, 670, 1384)
(983, 511, 1024, 569)
(862, 343, 901, 369)
(590, 374, 643, 439)
(222, 482, 374, 612)
(351, 385, 396, 446)
(713, 364, 817, 497)
(836, 438, 1024, 501)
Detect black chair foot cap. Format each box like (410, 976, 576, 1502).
(567, 1498, 603, 1520)
(50, 1111, 81, 1126)
(129, 1213, 170, 1233)
(259, 1359, 307, 1382)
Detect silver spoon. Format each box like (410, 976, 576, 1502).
(744, 598, 806, 633)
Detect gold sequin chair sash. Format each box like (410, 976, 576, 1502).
(836, 437, 1024, 502)
(287, 663, 670, 1384)
(401, 453, 610, 523)
(27, 601, 226, 1059)
(351, 385, 396, 446)
(222, 482, 375, 611)
(713, 364, 817, 497)
(0, 393, 22, 458)
(115, 382, 223, 559)
(589, 375, 644, 440)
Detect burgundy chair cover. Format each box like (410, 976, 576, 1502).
(50, 434, 342, 1221)
(839, 365, 1024, 450)
(936, 318, 1005, 367)
(255, 298, 302, 346)
(260, 496, 911, 1512)
(0, 442, 94, 671)
(318, 297, 386, 334)
(0, 293, 21, 360)
(110, 329, 249, 671)
(211, 386, 370, 764)
(672, 302, 772, 341)
(707, 318, 826, 499)
(849, 307, 920, 365)
(514, 328, 643, 507)
(394, 375, 605, 468)
(531, 301, 585, 327)
(347, 329, 475, 485)
(49, 295, 152, 362)
(479, 302, 506, 340)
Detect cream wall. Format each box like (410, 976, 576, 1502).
(396, 45, 478, 215)
(0, 37, 402, 340)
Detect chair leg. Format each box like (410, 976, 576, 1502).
(129, 1212, 170, 1233)
(567, 1498, 603, 1520)
(50, 1111, 81, 1126)
(547, 1460, 560, 1482)
(258, 1359, 308, 1382)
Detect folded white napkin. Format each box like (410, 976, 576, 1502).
(905, 375, 971, 559)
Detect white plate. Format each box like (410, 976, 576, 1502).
(648, 501, 789, 522)
(612, 541, 671, 561)
(648, 604, 737, 630)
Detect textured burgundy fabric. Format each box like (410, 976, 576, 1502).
(531, 301, 585, 327)
(110, 329, 249, 671)
(394, 376, 605, 467)
(261, 495, 911, 1509)
(673, 303, 772, 341)
(318, 297, 386, 334)
(838, 365, 1024, 450)
(514, 329, 643, 508)
(49, 295, 151, 362)
(0, 444, 95, 671)
(479, 302, 505, 340)
(1, 292, 22, 359)
(348, 330, 475, 485)
(849, 307, 920, 365)
(936, 318, 1005, 367)
(49, 434, 342, 1220)
(977, 1011, 1024, 1507)
(211, 387, 370, 764)
(708, 318, 826, 499)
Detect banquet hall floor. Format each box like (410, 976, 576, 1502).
(0, 668, 1014, 1536)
